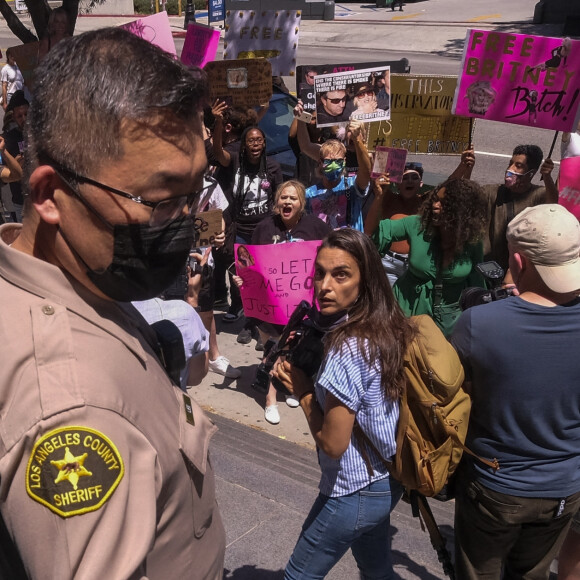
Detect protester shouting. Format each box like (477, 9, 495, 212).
(234, 180, 331, 425)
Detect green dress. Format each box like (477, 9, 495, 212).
(372, 215, 486, 337)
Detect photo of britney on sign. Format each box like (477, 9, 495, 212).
(314, 66, 391, 127)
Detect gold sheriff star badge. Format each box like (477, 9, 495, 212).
(27, 426, 124, 517)
(51, 447, 92, 490)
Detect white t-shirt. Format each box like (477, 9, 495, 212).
(1, 64, 24, 100)
(132, 298, 209, 390)
(561, 131, 580, 159)
(197, 176, 229, 212)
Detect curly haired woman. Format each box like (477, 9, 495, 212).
(368, 177, 488, 337)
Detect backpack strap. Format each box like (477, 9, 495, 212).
(352, 420, 392, 478)
(409, 491, 456, 579)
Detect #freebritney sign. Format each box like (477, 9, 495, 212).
(453, 30, 580, 132)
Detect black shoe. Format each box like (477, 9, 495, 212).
(223, 308, 244, 323)
(255, 335, 264, 351)
(237, 327, 252, 344)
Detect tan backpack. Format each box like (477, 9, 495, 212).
(356, 315, 499, 497)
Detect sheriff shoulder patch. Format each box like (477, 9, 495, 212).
(26, 426, 124, 518)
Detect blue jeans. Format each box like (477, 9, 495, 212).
(284, 476, 404, 580)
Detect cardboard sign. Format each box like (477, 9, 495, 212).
(224, 10, 301, 76)
(209, 0, 225, 23)
(234, 241, 320, 325)
(181, 23, 220, 68)
(297, 59, 409, 112)
(453, 30, 580, 131)
(121, 12, 176, 56)
(559, 156, 580, 221)
(367, 74, 473, 155)
(194, 209, 223, 247)
(7, 42, 39, 89)
(314, 66, 391, 127)
(371, 147, 408, 181)
(205, 58, 272, 107)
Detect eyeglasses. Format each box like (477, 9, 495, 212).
(325, 96, 347, 104)
(402, 173, 421, 181)
(246, 137, 265, 145)
(357, 90, 375, 98)
(51, 162, 198, 227)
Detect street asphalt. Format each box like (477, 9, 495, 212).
(0, 4, 563, 577)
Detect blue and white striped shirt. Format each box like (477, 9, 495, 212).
(315, 338, 399, 497)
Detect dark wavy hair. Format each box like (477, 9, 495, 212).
(420, 178, 487, 255)
(317, 229, 415, 401)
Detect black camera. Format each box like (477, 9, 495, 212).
(252, 301, 325, 396)
(460, 261, 515, 310)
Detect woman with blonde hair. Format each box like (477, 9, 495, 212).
(251, 180, 331, 245)
(235, 180, 331, 424)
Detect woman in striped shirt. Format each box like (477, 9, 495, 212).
(274, 228, 415, 579)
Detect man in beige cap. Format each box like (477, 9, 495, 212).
(0, 28, 225, 579)
(450, 204, 580, 579)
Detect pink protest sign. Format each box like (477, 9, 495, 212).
(234, 241, 320, 325)
(371, 147, 408, 182)
(121, 12, 176, 57)
(181, 23, 220, 68)
(559, 156, 580, 221)
(453, 30, 580, 131)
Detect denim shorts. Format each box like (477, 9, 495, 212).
(381, 252, 408, 288)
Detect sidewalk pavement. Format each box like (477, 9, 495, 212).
(192, 311, 458, 579)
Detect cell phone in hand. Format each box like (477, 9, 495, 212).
(298, 111, 312, 123)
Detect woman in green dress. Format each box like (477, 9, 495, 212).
(367, 177, 488, 337)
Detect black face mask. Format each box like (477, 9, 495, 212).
(61, 214, 195, 302)
(310, 308, 349, 332)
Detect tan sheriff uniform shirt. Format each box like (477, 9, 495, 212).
(0, 224, 225, 579)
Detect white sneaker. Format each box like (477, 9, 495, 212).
(264, 405, 280, 425)
(208, 356, 241, 379)
(285, 395, 300, 408)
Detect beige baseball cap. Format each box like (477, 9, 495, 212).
(506, 204, 580, 294)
